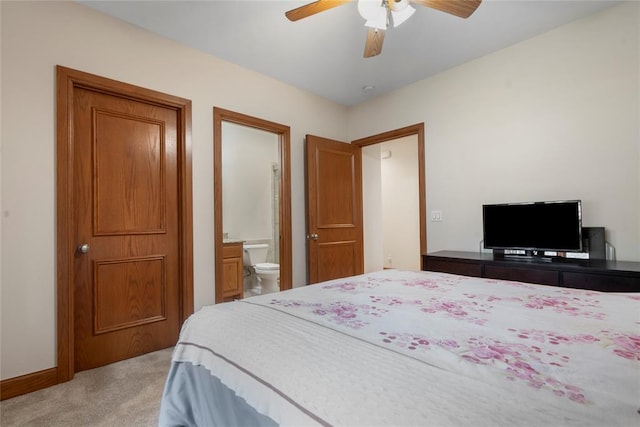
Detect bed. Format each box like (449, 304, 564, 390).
(159, 269, 639, 426)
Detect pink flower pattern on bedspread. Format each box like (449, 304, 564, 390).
(601, 331, 640, 360)
(269, 299, 388, 329)
(378, 330, 589, 403)
(254, 270, 639, 408)
(611, 335, 640, 360)
(520, 294, 605, 319)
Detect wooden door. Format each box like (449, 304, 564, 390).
(72, 86, 181, 371)
(306, 135, 364, 284)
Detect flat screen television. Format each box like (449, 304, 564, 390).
(483, 200, 582, 253)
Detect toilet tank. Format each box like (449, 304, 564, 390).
(243, 243, 269, 266)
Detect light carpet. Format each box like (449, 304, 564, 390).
(0, 347, 173, 426)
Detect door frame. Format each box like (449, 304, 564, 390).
(56, 66, 193, 383)
(213, 107, 292, 303)
(352, 123, 427, 258)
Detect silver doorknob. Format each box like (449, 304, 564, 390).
(307, 233, 318, 240)
(77, 243, 89, 254)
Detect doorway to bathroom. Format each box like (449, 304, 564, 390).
(213, 108, 292, 303)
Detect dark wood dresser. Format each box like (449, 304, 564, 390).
(422, 251, 640, 292)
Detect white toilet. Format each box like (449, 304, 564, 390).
(243, 243, 280, 295)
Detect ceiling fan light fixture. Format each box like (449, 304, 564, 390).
(286, 0, 484, 59)
(391, 5, 415, 27)
(388, 0, 409, 12)
(358, 0, 385, 20)
(364, 14, 387, 30)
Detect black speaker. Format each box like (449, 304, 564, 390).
(582, 227, 605, 259)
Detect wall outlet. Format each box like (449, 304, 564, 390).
(431, 210, 442, 222)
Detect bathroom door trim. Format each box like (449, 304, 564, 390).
(213, 108, 292, 303)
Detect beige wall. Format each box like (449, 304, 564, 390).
(0, 1, 347, 380)
(349, 2, 640, 263)
(362, 144, 385, 272)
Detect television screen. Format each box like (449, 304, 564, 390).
(483, 200, 582, 252)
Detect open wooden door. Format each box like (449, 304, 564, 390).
(305, 135, 364, 284)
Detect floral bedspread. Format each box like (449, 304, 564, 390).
(170, 270, 640, 426)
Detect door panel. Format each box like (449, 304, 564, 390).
(93, 111, 165, 234)
(306, 135, 363, 284)
(93, 256, 166, 334)
(316, 148, 358, 227)
(73, 87, 180, 372)
(316, 241, 358, 281)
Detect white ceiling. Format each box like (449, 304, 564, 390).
(80, 0, 621, 106)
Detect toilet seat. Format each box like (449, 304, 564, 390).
(255, 262, 279, 271)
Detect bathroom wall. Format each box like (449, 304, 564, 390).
(222, 121, 279, 255)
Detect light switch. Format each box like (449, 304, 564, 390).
(431, 210, 442, 222)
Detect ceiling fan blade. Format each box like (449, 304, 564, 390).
(411, 0, 482, 19)
(364, 27, 385, 58)
(285, 0, 353, 22)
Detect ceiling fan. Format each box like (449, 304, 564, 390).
(286, 0, 482, 58)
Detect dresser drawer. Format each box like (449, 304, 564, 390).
(563, 272, 640, 292)
(423, 251, 640, 292)
(424, 259, 482, 278)
(485, 265, 559, 286)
